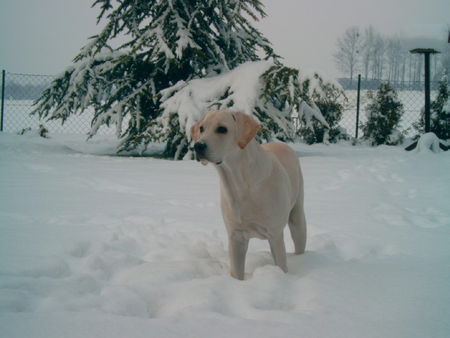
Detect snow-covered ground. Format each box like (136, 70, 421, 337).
(0, 132, 449, 338)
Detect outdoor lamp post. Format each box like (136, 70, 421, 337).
(405, 48, 448, 151)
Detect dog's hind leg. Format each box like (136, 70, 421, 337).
(288, 198, 307, 254)
(269, 233, 288, 273)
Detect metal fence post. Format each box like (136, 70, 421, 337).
(423, 53, 431, 133)
(1, 70, 5, 132)
(355, 74, 361, 139)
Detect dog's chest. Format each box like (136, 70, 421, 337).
(221, 196, 279, 240)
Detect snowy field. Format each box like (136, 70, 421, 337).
(0, 132, 449, 338)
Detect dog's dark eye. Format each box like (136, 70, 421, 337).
(199, 126, 204, 133)
(216, 126, 227, 134)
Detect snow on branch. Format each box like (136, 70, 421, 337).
(299, 101, 329, 130)
(160, 61, 271, 138)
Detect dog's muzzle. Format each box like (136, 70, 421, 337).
(193, 142, 221, 165)
(194, 141, 207, 155)
(194, 141, 208, 162)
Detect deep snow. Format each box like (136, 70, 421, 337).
(0, 133, 449, 338)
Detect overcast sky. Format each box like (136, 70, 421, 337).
(1, 0, 449, 78)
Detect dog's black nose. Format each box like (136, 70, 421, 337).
(194, 142, 207, 154)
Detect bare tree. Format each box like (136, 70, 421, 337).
(371, 33, 386, 79)
(360, 26, 376, 81)
(386, 37, 403, 82)
(334, 26, 361, 84)
(399, 48, 408, 84)
(335, 25, 448, 83)
(411, 54, 423, 83)
(437, 27, 450, 79)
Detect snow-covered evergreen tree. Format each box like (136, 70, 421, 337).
(361, 83, 404, 146)
(33, 0, 327, 158)
(297, 73, 348, 144)
(413, 77, 449, 141)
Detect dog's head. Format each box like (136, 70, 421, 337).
(190, 110, 260, 165)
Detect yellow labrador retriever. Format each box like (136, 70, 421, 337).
(191, 109, 306, 280)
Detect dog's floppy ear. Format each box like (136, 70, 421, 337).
(234, 112, 260, 149)
(190, 120, 202, 142)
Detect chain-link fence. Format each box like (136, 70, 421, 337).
(0, 70, 437, 139)
(340, 77, 438, 139)
(0, 70, 115, 135)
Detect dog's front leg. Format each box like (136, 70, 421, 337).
(228, 231, 249, 280)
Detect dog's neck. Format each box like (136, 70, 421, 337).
(215, 140, 272, 213)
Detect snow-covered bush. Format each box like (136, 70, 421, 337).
(361, 83, 404, 145)
(415, 132, 443, 153)
(32, 0, 328, 159)
(413, 77, 450, 141)
(297, 73, 348, 144)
